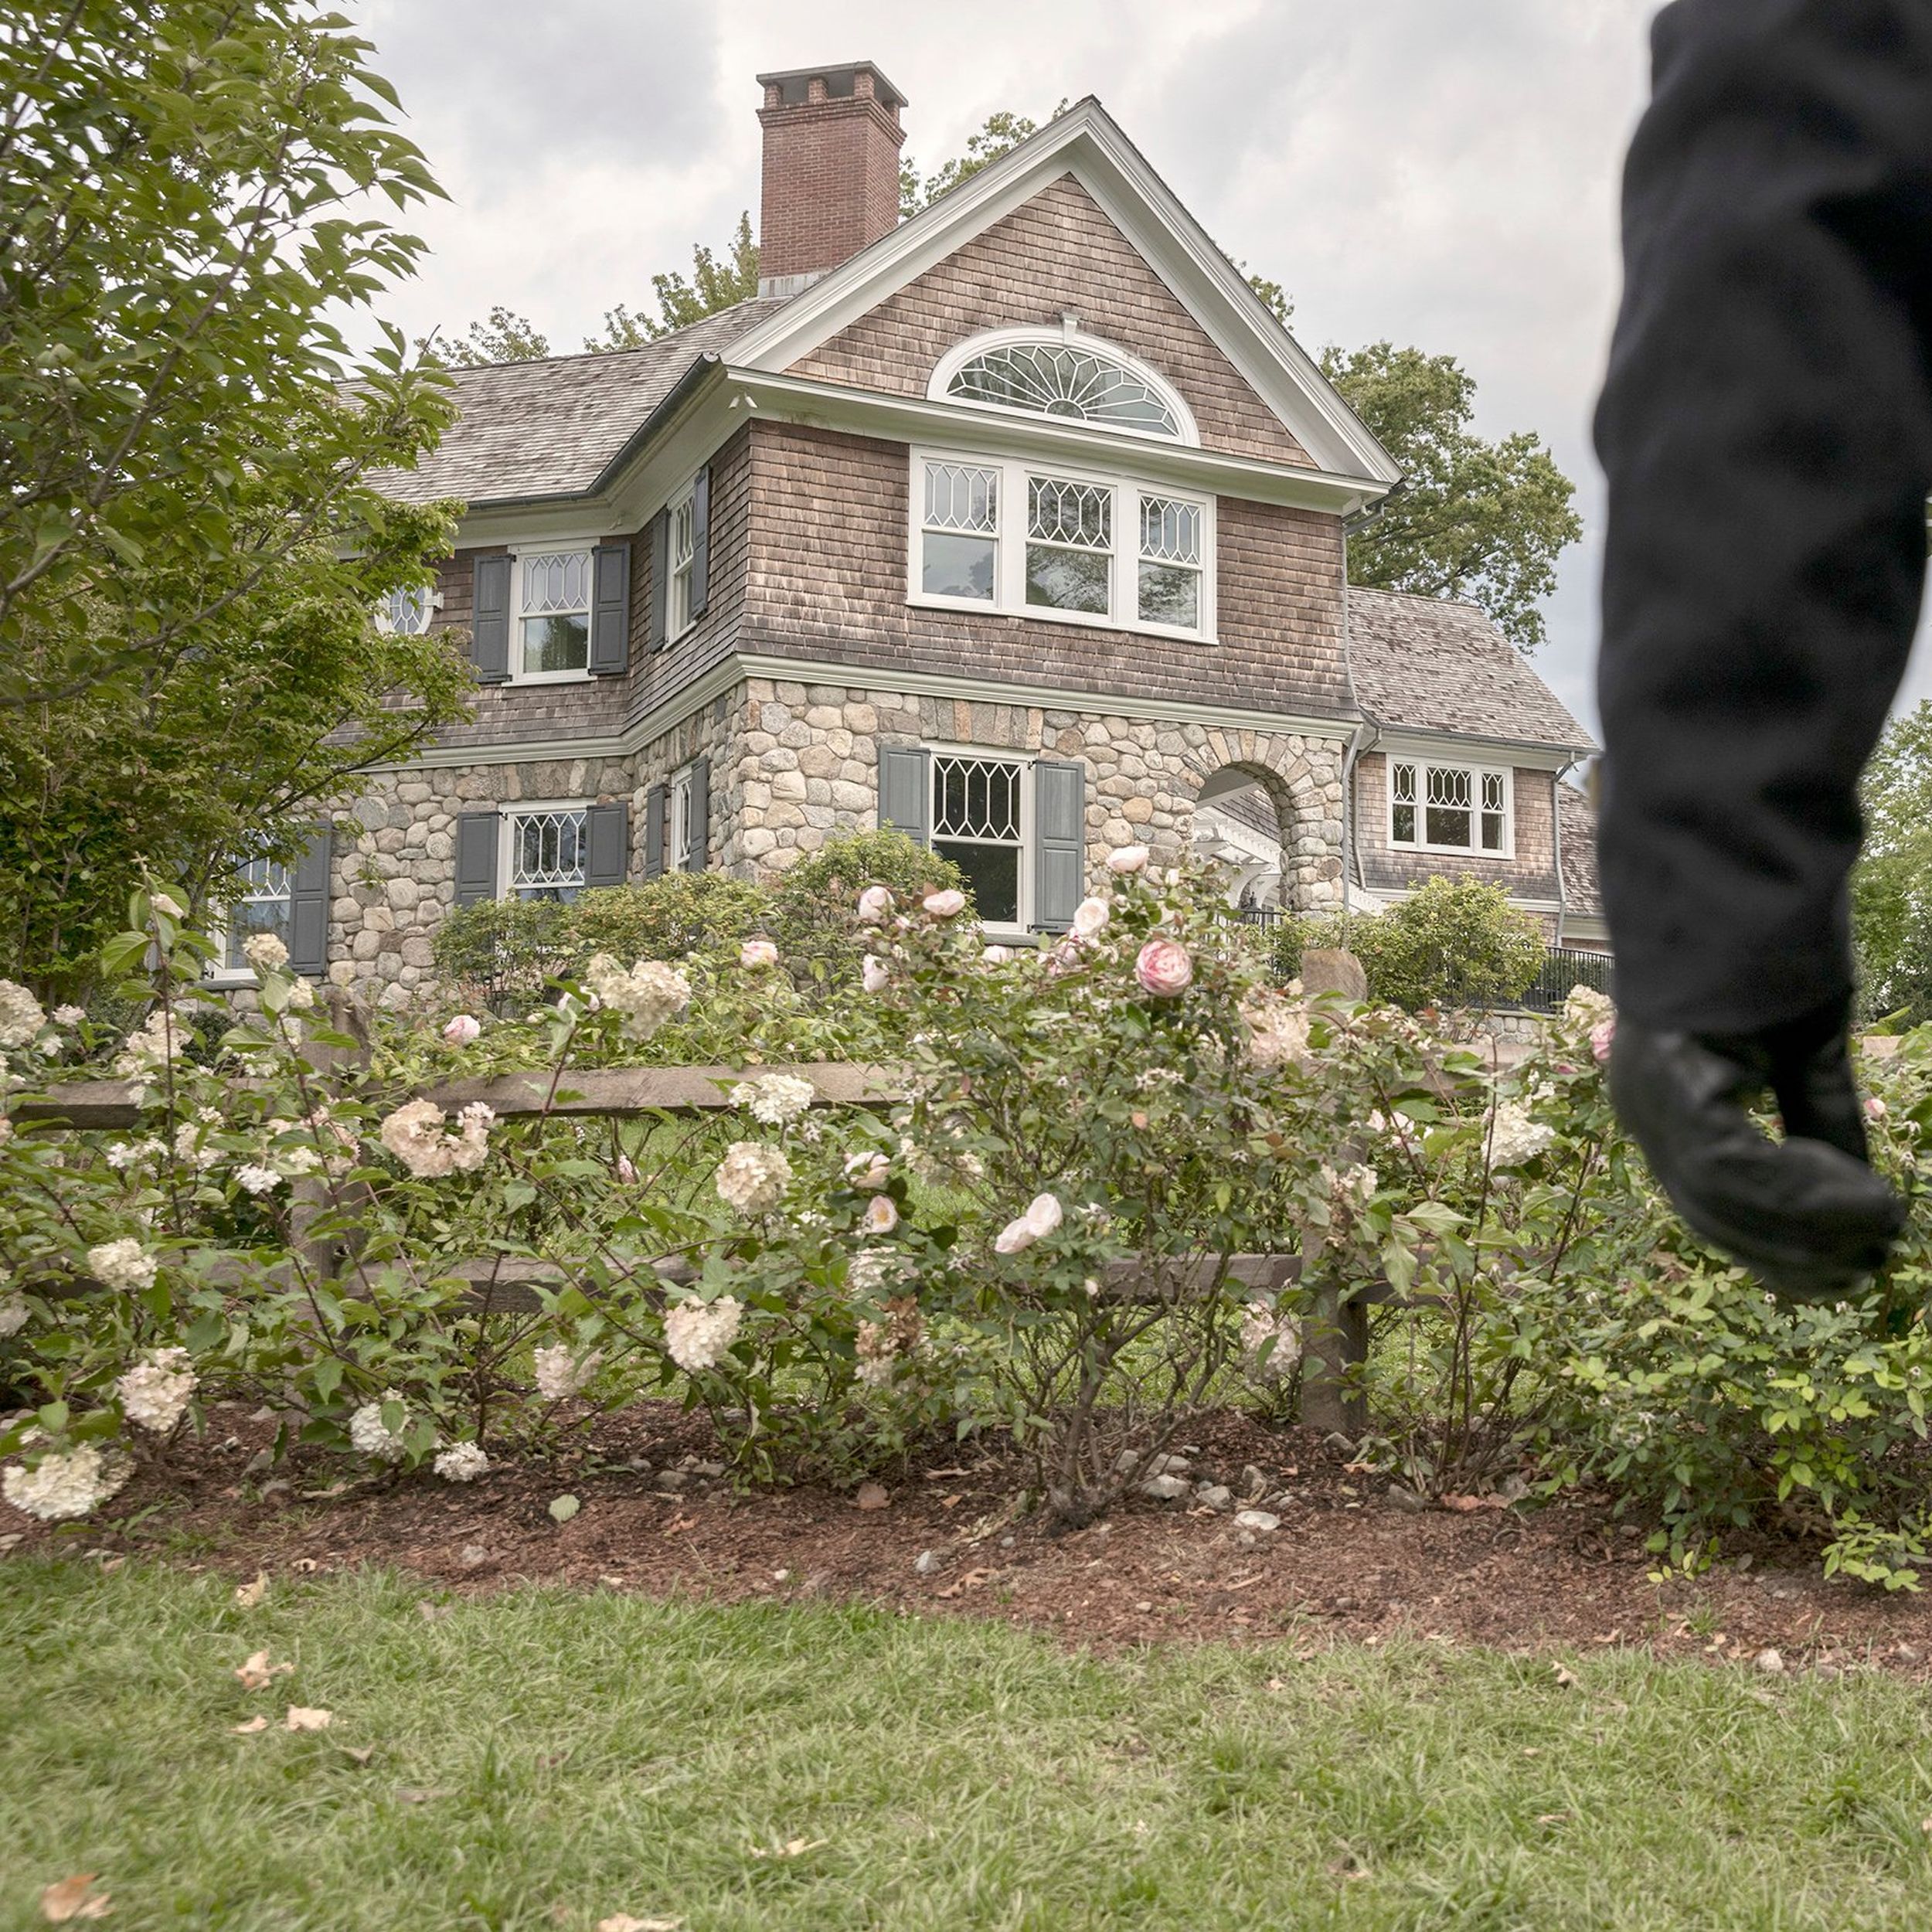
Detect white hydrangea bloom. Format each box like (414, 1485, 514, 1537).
(1240, 1301, 1303, 1381)
(0, 1291, 28, 1338)
(714, 1141, 792, 1216)
(2, 1443, 128, 1521)
(583, 955, 691, 1041)
(117, 1346, 197, 1433)
(0, 980, 46, 1051)
(377, 1100, 493, 1179)
(243, 931, 290, 972)
(105, 1138, 165, 1172)
(1488, 1101, 1556, 1170)
(1241, 992, 1313, 1070)
(434, 1441, 490, 1483)
(235, 1164, 282, 1196)
(52, 1004, 87, 1028)
(173, 1121, 221, 1172)
(730, 1072, 816, 1127)
(848, 1248, 903, 1296)
(112, 1006, 188, 1085)
(664, 1296, 742, 1373)
(532, 1343, 601, 1402)
(348, 1393, 413, 1463)
(88, 1237, 157, 1292)
(1563, 984, 1614, 1031)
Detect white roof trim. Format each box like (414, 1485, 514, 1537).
(727, 97, 1401, 490)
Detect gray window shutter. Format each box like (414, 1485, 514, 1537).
(684, 757, 709, 871)
(647, 511, 669, 651)
(878, 745, 930, 846)
(689, 465, 711, 619)
(471, 554, 512, 684)
(1033, 760, 1087, 933)
(588, 541, 630, 675)
(583, 801, 629, 889)
(287, 822, 332, 977)
(643, 784, 668, 879)
(454, 810, 500, 906)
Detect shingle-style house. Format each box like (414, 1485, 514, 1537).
(235, 63, 1600, 998)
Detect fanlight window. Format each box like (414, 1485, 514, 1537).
(946, 342, 1182, 438)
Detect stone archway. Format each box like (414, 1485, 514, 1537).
(1178, 736, 1345, 917)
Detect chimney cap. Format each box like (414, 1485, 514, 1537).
(756, 60, 907, 113)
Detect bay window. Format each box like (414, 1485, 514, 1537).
(911, 450, 1213, 641)
(1389, 759, 1512, 856)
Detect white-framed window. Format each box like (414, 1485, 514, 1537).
(1388, 759, 1512, 857)
(668, 762, 698, 874)
(910, 450, 1215, 641)
(210, 855, 292, 979)
(931, 750, 1031, 930)
(502, 802, 590, 902)
(927, 325, 1199, 445)
(375, 583, 439, 635)
(668, 485, 698, 641)
(512, 547, 594, 681)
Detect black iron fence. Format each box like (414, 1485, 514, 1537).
(1518, 944, 1614, 1014)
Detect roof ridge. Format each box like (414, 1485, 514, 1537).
(1349, 583, 1494, 618)
(434, 295, 781, 378)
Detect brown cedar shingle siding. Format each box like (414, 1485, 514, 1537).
(741, 420, 1354, 719)
(1354, 753, 1562, 901)
(792, 174, 1315, 471)
(1557, 782, 1602, 917)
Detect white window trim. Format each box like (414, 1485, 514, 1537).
(907, 447, 1216, 645)
(667, 478, 699, 645)
(1386, 757, 1515, 860)
(507, 542, 597, 687)
(926, 323, 1201, 447)
(205, 859, 294, 986)
(668, 760, 699, 874)
(927, 741, 1036, 937)
(372, 583, 443, 636)
(499, 798, 593, 902)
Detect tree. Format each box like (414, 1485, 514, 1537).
(1852, 701, 1932, 1022)
(439, 306, 553, 367)
(1321, 343, 1582, 654)
(0, 1, 453, 709)
(587, 212, 761, 351)
(899, 105, 1070, 216)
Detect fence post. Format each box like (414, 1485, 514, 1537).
(1301, 1280, 1368, 1437)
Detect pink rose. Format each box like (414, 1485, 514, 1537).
(615, 1155, 637, 1183)
(1590, 1018, 1615, 1065)
(1071, 896, 1110, 939)
(861, 1194, 900, 1236)
(1134, 937, 1193, 998)
(442, 1014, 481, 1046)
(1866, 1094, 1889, 1121)
(922, 889, 967, 919)
(857, 886, 893, 924)
(862, 954, 890, 994)
(740, 939, 779, 969)
(845, 1150, 891, 1192)
(981, 944, 1013, 964)
(1106, 845, 1149, 875)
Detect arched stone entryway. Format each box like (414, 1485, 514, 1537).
(1176, 737, 1346, 916)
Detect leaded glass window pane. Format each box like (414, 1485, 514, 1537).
(922, 461, 998, 600)
(509, 809, 588, 903)
(947, 343, 1181, 437)
(1480, 771, 1508, 852)
(1026, 474, 1112, 616)
(379, 584, 433, 634)
(670, 494, 697, 637)
(1137, 495, 1202, 629)
(1027, 476, 1111, 549)
(1140, 497, 1201, 565)
(931, 754, 1023, 927)
(924, 462, 998, 532)
(223, 855, 291, 972)
(519, 549, 591, 674)
(1424, 766, 1474, 849)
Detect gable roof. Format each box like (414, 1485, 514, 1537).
(1557, 781, 1601, 916)
(1346, 587, 1596, 755)
(372, 298, 790, 508)
(728, 97, 1400, 489)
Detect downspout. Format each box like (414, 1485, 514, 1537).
(1337, 496, 1392, 949)
(1552, 760, 1571, 949)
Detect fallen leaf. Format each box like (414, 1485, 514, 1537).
(394, 1785, 454, 1804)
(230, 1716, 269, 1735)
(940, 1494, 964, 1509)
(233, 1570, 268, 1608)
(339, 1745, 376, 1765)
(417, 1600, 451, 1622)
(749, 1838, 827, 1860)
(855, 1481, 889, 1511)
(233, 1650, 294, 1692)
(301, 1482, 351, 1500)
(1551, 1662, 1578, 1689)
(1440, 1493, 1506, 1513)
(284, 1706, 332, 1731)
(923, 1467, 970, 1479)
(39, 1875, 111, 1922)
(549, 1493, 581, 1524)
(597, 1917, 683, 1932)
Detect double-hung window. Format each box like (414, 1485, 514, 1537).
(930, 752, 1028, 928)
(911, 451, 1213, 641)
(219, 855, 292, 975)
(1389, 759, 1511, 856)
(515, 549, 593, 679)
(668, 488, 699, 640)
(668, 763, 699, 874)
(504, 804, 590, 902)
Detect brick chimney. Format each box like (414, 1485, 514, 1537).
(756, 61, 907, 298)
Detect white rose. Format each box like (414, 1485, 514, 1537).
(857, 886, 893, 924)
(1071, 897, 1111, 939)
(862, 955, 890, 994)
(442, 1014, 481, 1046)
(1105, 845, 1150, 875)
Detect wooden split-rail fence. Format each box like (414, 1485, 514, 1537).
(14, 1060, 1374, 1434)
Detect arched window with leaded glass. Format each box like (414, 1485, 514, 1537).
(928, 327, 1197, 444)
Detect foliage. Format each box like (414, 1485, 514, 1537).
(1853, 700, 1932, 1024)
(1338, 878, 1545, 1013)
(435, 305, 553, 367)
(899, 106, 1070, 216)
(0, 0, 451, 709)
(769, 831, 964, 988)
(587, 213, 762, 352)
(1322, 342, 1583, 653)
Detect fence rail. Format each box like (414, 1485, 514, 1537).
(1516, 945, 1614, 1015)
(12, 1062, 1374, 1431)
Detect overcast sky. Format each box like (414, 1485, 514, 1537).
(346, 0, 1932, 739)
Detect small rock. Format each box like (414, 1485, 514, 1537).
(999, 1535, 1016, 1549)
(458, 1544, 488, 1570)
(1196, 1484, 1234, 1512)
(692, 1459, 726, 1478)
(1142, 1475, 1190, 1502)
(656, 1470, 688, 1491)
(1895, 1643, 1923, 1665)
(1135, 1599, 1154, 1613)
(1755, 1648, 1786, 1675)
(243, 1448, 274, 1476)
(855, 1481, 890, 1511)
(1386, 1485, 1429, 1514)
(1240, 1464, 1269, 1498)
(1115, 1449, 1141, 1475)
(625, 1458, 653, 1477)
(1234, 1509, 1281, 1533)
(914, 1549, 944, 1577)
(1155, 1455, 1191, 1478)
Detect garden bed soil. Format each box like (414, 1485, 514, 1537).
(6, 1401, 1930, 1678)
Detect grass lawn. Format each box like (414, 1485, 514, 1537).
(5, 1563, 1932, 1929)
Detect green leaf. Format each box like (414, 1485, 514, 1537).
(548, 1494, 580, 1524)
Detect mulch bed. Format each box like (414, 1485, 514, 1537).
(6, 1402, 1931, 1677)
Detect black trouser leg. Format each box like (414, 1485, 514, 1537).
(1596, 0, 1932, 1033)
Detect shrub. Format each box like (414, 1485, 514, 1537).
(1344, 878, 1545, 1012)
(770, 831, 964, 988)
